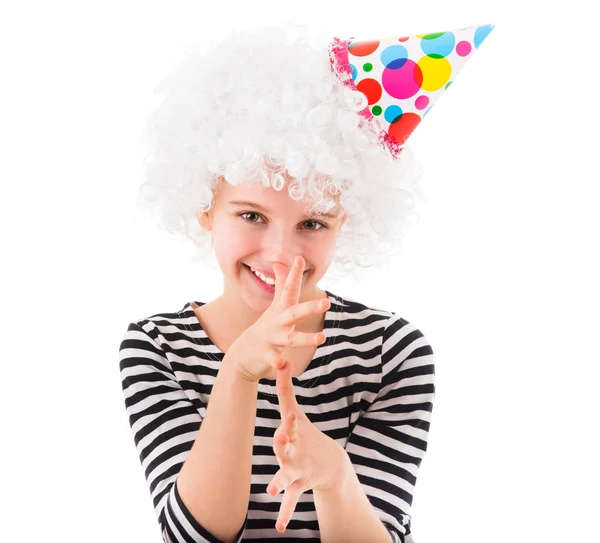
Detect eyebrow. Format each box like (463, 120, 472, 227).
(228, 200, 339, 219)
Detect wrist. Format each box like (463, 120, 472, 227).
(315, 443, 353, 495)
(222, 350, 260, 385)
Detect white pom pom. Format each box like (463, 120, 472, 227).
(307, 104, 333, 127)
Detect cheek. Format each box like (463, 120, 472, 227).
(319, 237, 341, 268)
(215, 234, 265, 274)
(213, 224, 254, 253)
(302, 239, 336, 267)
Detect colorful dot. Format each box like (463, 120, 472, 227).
(382, 58, 423, 99)
(420, 32, 455, 58)
(456, 40, 472, 57)
(348, 40, 380, 57)
(415, 95, 429, 110)
(363, 62, 373, 72)
(416, 55, 452, 92)
(398, 36, 410, 42)
(445, 80, 452, 90)
(388, 112, 422, 145)
(356, 78, 382, 105)
(474, 24, 494, 48)
(372, 105, 382, 115)
(384, 105, 403, 124)
(350, 63, 357, 81)
(419, 32, 445, 40)
(380, 44, 408, 69)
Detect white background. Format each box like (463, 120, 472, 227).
(2, 0, 599, 541)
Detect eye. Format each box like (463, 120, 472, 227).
(302, 220, 326, 231)
(240, 212, 262, 223)
(238, 212, 327, 231)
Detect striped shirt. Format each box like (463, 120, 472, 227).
(118, 289, 435, 542)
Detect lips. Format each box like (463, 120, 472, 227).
(244, 263, 276, 293)
(243, 264, 275, 280)
(243, 263, 309, 276)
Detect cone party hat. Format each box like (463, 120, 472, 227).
(328, 23, 495, 158)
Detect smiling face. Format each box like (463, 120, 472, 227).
(197, 175, 347, 320)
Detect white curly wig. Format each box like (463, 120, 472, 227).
(136, 23, 427, 283)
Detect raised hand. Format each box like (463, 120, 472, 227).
(267, 359, 349, 533)
(228, 255, 331, 383)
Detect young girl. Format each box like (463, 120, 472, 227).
(119, 23, 494, 542)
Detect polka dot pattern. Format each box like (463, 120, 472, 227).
(331, 23, 495, 158)
(384, 105, 403, 124)
(356, 78, 382, 105)
(456, 40, 472, 57)
(382, 59, 422, 99)
(348, 40, 380, 56)
(415, 95, 429, 110)
(421, 32, 455, 58)
(417, 55, 452, 92)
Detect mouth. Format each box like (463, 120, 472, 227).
(243, 263, 309, 277)
(243, 263, 275, 293)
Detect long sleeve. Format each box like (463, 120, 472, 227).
(118, 322, 247, 543)
(344, 314, 436, 543)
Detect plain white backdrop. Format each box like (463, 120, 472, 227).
(2, 0, 599, 541)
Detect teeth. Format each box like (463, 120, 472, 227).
(249, 266, 276, 286)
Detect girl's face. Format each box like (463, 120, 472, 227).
(198, 177, 347, 313)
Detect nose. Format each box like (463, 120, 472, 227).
(261, 226, 301, 269)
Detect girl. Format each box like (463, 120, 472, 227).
(119, 23, 494, 542)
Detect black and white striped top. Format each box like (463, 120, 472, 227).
(118, 290, 435, 543)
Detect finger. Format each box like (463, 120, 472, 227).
(276, 479, 305, 533)
(275, 423, 299, 453)
(272, 429, 292, 464)
(272, 260, 291, 304)
(276, 360, 299, 419)
(287, 412, 298, 442)
(273, 357, 286, 371)
(272, 255, 300, 305)
(280, 297, 330, 329)
(275, 255, 304, 307)
(278, 412, 297, 442)
(274, 327, 325, 349)
(267, 467, 294, 497)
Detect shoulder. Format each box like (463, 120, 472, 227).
(326, 289, 395, 327)
(327, 290, 412, 335)
(128, 301, 194, 328)
(328, 290, 434, 358)
(119, 301, 198, 351)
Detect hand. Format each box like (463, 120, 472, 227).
(267, 359, 349, 533)
(229, 255, 330, 383)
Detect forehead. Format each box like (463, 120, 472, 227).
(215, 179, 293, 207)
(215, 178, 343, 217)
(217, 178, 277, 197)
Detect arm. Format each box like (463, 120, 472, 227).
(313, 450, 394, 543)
(119, 322, 258, 543)
(315, 314, 435, 543)
(176, 337, 258, 542)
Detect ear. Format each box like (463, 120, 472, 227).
(195, 211, 213, 233)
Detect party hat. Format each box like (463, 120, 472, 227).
(329, 23, 495, 159)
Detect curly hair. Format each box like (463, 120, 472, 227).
(135, 23, 427, 284)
